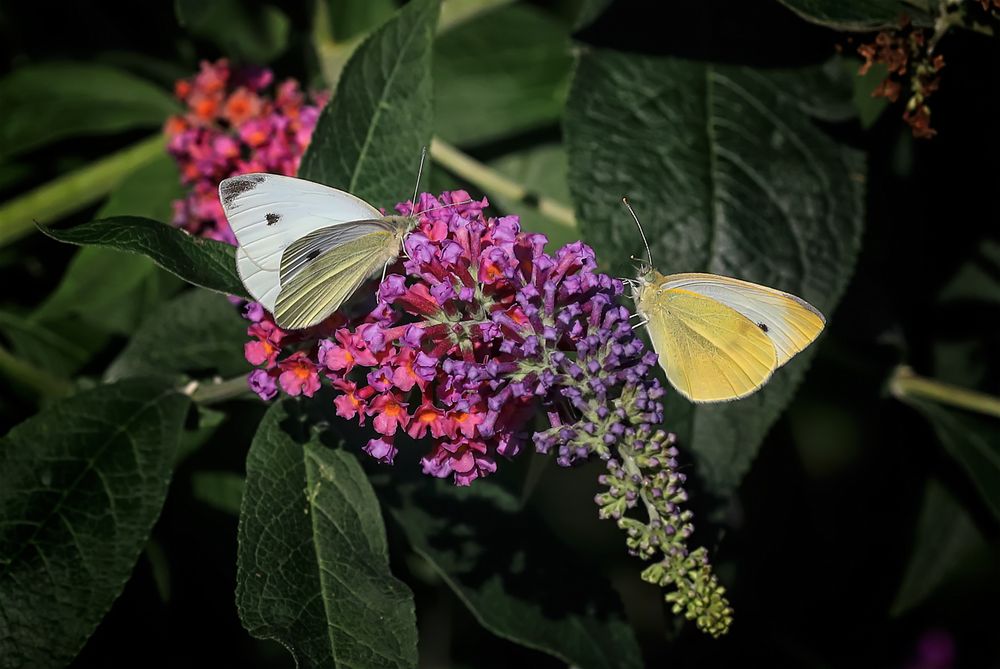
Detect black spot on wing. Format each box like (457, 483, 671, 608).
(757, 322, 769, 332)
(220, 174, 266, 207)
(266, 212, 281, 226)
(306, 249, 321, 261)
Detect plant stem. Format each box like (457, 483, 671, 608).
(187, 374, 254, 405)
(0, 134, 166, 248)
(890, 365, 1000, 419)
(429, 137, 577, 230)
(0, 344, 73, 400)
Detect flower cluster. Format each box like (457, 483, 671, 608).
(242, 189, 732, 635)
(164, 59, 327, 242)
(856, 16, 944, 139)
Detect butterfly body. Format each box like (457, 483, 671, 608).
(220, 173, 416, 330)
(633, 269, 825, 403)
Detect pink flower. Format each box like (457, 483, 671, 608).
(368, 393, 408, 436)
(364, 437, 397, 464)
(278, 352, 321, 397)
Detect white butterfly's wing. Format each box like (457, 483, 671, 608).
(219, 173, 381, 273)
(236, 247, 280, 311)
(658, 273, 825, 367)
(279, 219, 401, 286)
(273, 221, 408, 330)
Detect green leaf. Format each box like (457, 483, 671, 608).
(0, 309, 99, 376)
(565, 51, 864, 496)
(38, 217, 247, 299)
(0, 379, 189, 667)
(236, 401, 417, 669)
(191, 471, 244, 515)
(489, 144, 578, 250)
(96, 151, 183, 221)
(31, 249, 163, 334)
(299, 0, 441, 208)
(176, 405, 227, 465)
(891, 480, 987, 615)
(434, 4, 572, 145)
(901, 397, 1000, 523)
(175, 0, 290, 64)
(0, 63, 178, 160)
(390, 481, 642, 669)
(326, 0, 397, 41)
(105, 290, 248, 382)
(776, 0, 933, 31)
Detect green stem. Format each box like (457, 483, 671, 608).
(186, 374, 254, 405)
(0, 134, 166, 248)
(890, 365, 1000, 419)
(0, 344, 73, 400)
(430, 137, 577, 230)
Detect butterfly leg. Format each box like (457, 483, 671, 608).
(631, 319, 648, 330)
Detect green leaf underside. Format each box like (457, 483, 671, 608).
(391, 482, 642, 669)
(776, 0, 932, 31)
(236, 401, 417, 669)
(191, 471, 245, 515)
(0, 309, 97, 377)
(0, 379, 189, 667)
(901, 396, 1000, 523)
(434, 4, 572, 146)
(565, 51, 864, 496)
(891, 480, 987, 615)
(105, 290, 248, 382)
(299, 0, 441, 209)
(38, 216, 247, 299)
(0, 62, 178, 160)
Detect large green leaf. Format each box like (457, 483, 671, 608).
(105, 290, 248, 382)
(38, 217, 247, 299)
(565, 51, 864, 496)
(299, 0, 440, 208)
(236, 401, 417, 669)
(0, 62, 178, 160)
(434, 4, 572, 146)
(390, 481, 642, 669)
(776, 0, 932, 31)
(0, 379, 189, 667)
(900, 396, 1000, 523)
(0, 309, 99, 377)
(891, 480, 987, 615)
(175, 0, 290, 64)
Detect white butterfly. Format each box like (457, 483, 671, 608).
(219, 173, 417, 330)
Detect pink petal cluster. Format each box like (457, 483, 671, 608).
(164, 59, 327, 242)
(243, 190, 614, 485)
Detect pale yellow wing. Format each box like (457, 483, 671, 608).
(659, 273, 825, 367)
(273, 229, 398, 330)
(640, 286, 778, 403)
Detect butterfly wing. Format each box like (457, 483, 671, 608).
(658, 273, 825, 367)
(638, 279, 778, 402)
(219, 173, 382, 309)
(272, 220, 405, 330)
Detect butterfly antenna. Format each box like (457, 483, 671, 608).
(622, 196, 652, 267)
(419, 198, 474, 215)
(411, 146, 428, 209)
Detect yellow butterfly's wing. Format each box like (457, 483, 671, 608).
(273, 222, 402, 330)
(639, 283, 778, 403)
(658, 273, 825, 367)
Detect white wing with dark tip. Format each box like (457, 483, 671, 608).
(218, 173, 381, 310)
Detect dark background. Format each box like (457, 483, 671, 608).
(1, 0, 999, 667)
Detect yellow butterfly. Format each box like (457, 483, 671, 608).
(622, 198, 825, 403)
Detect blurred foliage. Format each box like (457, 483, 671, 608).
(1, 0, 999, 667)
